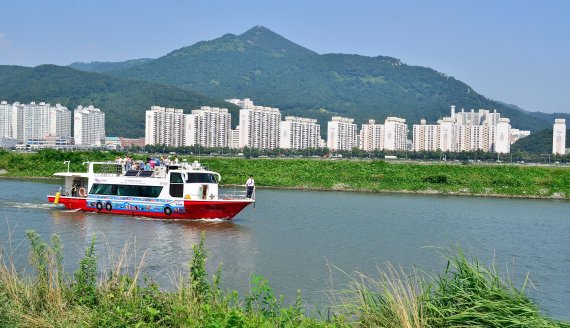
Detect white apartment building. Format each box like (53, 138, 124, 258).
(495, 118, 511, 153)
(360, 117, 407, 151)
(360, 119, 385, 151)
(145, 106, 185, 147)
(327, 116, 357, 151)
(413, 106, 517, 154)
(412, 119, 440, 152)
(438, 117, 457, 152)
(384, 117, 408, 151)
(280, 116, 321, 149)
(50, 104, 72, 138)
(0, 101, 14, 140)
(0, 101, 72, 143)
(74, 105, 105, 146)
(229, 127, 240, 149)
(228, 99, 281, 149)
(184, 106, 231, 148)
(553, 118, 566, 155)
(22, 102, 52, 141)
(510, 129, 531, 144)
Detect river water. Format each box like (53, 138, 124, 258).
(0, 179, 568, 319)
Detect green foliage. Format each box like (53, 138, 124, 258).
(0, 64, 239, 137)
(512, 128, 570, 154)
(26, 230, 51, 299)
(423, 250, 562, 327)
(189, 232, 211, 301)
(74, 235, 98, 305)
(1, 233, 567, 327)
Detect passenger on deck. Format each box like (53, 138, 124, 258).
(245, 175, 255, 199)
(71, 179, 78, 197)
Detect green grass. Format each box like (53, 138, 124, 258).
(0, 232, 567, 327)
(1, 150, 569, 199)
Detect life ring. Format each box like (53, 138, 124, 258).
(105, 202, 113, 211)
(96, 202, 103, 211)
(164, 207, 172, 216)
(78, 187, 87, 197)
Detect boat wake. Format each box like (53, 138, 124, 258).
(133, 216, 230, 222)
(1, 201, 56, 210)
(61, 208, 82, 213)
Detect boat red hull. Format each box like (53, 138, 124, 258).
(47, 196, 253, 220)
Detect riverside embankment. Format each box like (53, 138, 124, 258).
(1, 150, 569, 200)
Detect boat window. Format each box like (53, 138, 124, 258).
(185, 173, 217, 184)
(169, 173, 184, 198)
(90, 183, 163, 198)
(170, 172, 184, 183)
(90, 183, 116, 195)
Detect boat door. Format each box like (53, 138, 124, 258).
(169, 172, 184, 198)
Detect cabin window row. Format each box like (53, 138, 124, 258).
(169, 173, 218, 184)
(89, 183, 163, 198)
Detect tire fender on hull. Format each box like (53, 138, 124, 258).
(164, 206, 172, 216)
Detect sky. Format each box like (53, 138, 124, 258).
(1, 0, 569, 113)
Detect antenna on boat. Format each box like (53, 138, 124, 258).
(63, 160, 70, 173)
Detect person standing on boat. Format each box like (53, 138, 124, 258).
(245, 175, 255, 199)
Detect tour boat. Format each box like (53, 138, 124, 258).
(47, 160, 254, 219)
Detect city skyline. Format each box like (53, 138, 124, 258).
(0, 1, 568, 115)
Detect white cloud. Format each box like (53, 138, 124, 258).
(0, 33, 13, 49)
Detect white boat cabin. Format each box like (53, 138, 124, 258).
(54, 160, 222, 200)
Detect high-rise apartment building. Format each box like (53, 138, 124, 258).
(1, 101, 72, 143)
(0, 101, 14, 140)
(412, 119, 439, 152)
(280, 116, 321, 149)
(327, 116, 357, 151)
(227, 98, 281, 149)
(22, 102, 51, 141)
(495, 118, 511, 154)
(145, 106, 184, 147)
(74, 105, 105, 146)
(384, 117, 408, 151)
(553, 119, 566, 155)
(360, 119, 385, 151)
(229, 127, 240, 149)
(360, 117, 407, 151)
(184, 106, 231, 148)
(412, 106, 519, 154)
(50, 104, 72, 138)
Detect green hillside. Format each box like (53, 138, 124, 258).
(511, 128, 570, 153)
(69, 58, 154, 73)
(0, 65, 239, 137)
(97, 26, 550, 131)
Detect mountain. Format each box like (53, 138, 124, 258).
(77, 26, 550, 132)
(497, 101, 569, 125)
(0, 65, 238, 137)
(69, 58, 154, 73)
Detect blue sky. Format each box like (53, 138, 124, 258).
(1, 0, 568, 113)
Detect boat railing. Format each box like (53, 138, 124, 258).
(218, 187, 251, 200)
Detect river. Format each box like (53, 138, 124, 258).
(0, 179, 568, 319)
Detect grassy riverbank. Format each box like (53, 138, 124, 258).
(0, 232, 567, 327)
(0, 150, 569, 199)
